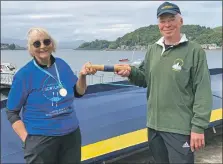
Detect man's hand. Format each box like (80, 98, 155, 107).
(190, 132, 205, 152)
(115, 64, 131, 77)
(80, 62, 97, 76)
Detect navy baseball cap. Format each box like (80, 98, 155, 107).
(157, 2, 181, 17)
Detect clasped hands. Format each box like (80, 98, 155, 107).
(79, 62, 97, 76)
(79, 62, 131, 77)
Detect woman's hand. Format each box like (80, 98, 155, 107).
(12, 120, 28, 142)
(22, 133, 28, 142)
(79, 62, 97, 76)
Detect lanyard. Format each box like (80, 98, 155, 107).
(33, 59, 63, 88)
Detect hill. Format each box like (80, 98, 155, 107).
(77, 25, 222, 50)
(1, 43, 26, 50)
(57, 40, 85, 49)
(213, 26, 222, 33)
(1, 37, 85, 49)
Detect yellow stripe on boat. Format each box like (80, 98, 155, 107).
(81, 108, 222, 161)
(210, 108, 222, 122)
(81, 128, 147, 161)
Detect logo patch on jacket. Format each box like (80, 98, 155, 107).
(172, 58, 184, 72)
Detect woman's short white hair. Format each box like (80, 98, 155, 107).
(27, 27, 56, 54)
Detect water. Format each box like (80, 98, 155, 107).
(1, 49, 222, 100)
(1, 49, 146, 84)
(1, 49, 144, 70)
(1, 49, 145, 99)
(1, 49, 221, 70)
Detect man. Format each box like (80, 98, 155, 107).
(116, 2, 212, 163)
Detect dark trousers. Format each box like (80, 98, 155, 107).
(148, 128, 194, 164)
(23, 127, 81, 164)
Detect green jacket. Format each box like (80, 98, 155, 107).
(129, 34, 212, 135)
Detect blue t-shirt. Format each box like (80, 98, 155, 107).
(7, 57, 79, 136)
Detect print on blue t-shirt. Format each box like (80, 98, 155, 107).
(7, 57, 79, 136)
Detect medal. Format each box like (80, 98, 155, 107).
(33, 60, 68, 97)
(59, 88, 67, 97)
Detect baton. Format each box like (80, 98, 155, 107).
(85, 64, 130, 72)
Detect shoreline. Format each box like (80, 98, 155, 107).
(74, 48, 222, 51)
(1, 48, 222, 51)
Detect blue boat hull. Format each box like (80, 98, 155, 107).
(1, 69, 222, 163)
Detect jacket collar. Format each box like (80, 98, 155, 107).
(155, 34, 188, 55)
(156, 33, 188, 47)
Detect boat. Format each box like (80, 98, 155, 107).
(129, 50, 143, 67)
(130, 59, 143, 67)
(0, 63, 17, 74)
(0, 63, 17, 89)
(119, 58, 129, 62)
(1, 67, 222, 163)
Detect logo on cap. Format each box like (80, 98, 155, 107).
(161, 5, 173, 9)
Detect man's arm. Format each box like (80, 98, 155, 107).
(128, 45, 151, 88)
(128, 60, 147, 88)
(191, 48, 212, 134)
(116, 45, 151, 87)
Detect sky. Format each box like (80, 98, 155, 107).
(1, 1, 222, 42)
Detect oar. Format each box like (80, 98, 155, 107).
(85, 64, 130, 72)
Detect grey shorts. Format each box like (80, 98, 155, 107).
(23, 127, 81, 164)
(147, 128, 194, 164)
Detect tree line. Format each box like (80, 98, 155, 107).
(1, 43, 26, 50)
(76, 25, 222, 50)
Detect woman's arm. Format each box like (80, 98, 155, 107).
(6, 109, 28, 142)
(75, 62, 97, 96)
(6, 72, 29, 142)
(12, 120, 28, 142)
(75, 74, 87, 96)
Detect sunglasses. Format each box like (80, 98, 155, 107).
(32, 39, 51, 48)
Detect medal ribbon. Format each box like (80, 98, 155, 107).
(33, 59, 63, 88)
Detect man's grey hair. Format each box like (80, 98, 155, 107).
(176, 13, 182, 20)
(158, 13, 183, 21)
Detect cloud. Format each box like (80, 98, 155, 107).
(1, 1, 222, 42)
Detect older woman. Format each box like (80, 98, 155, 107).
(6, 27, 96, 164)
